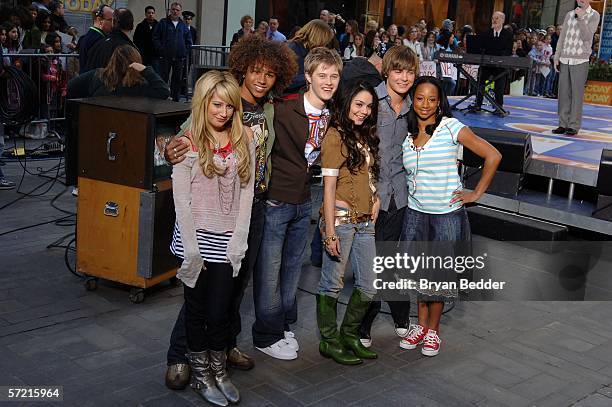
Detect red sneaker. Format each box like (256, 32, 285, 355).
(421, 329, 441, 356)
(399, 324, 426, 350)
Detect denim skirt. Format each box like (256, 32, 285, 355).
(400, 206, 471, 302)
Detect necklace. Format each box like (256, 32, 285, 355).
(211, 129, 230, 152)
(215, 150, 237, 215)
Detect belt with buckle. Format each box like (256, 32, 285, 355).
(333, 208, 372, 226)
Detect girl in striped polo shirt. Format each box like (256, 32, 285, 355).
(399, 76, 501, 356)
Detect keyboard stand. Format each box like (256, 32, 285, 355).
(452, 64, 510, 117)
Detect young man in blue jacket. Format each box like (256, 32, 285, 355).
(151, 2, 192, 101)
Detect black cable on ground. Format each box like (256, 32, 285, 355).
(0, 213, 74, 237)
(0, 173, 56, 211)
(63, 237, 83, 278)
(12, 137, 65, 196)
(0, 65, 38, 124)
(49, 186, 76, 216)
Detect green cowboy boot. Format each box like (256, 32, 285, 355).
(339, 289, 378, 359)
(317, 294, 362, 365)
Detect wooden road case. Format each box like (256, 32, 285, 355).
(75, 96, 190, 302)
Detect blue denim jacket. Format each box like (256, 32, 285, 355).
(375, 81, 411, 212)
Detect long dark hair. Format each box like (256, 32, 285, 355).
(329, 79, 380, 178)
(406, 76, 453, 137)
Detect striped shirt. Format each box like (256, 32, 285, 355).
(170, 223, 232, 263)
(402, 117, 465, 214)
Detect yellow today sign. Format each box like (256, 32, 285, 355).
(65, 0, 114, 13)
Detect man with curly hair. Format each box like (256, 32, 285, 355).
(163, 35, 298, 387)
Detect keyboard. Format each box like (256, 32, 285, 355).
(437, 52, 532, 70)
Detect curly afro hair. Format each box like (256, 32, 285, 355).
(229, 35, 298, 97)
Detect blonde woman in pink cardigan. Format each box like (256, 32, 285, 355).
(170, 70, 254, 407)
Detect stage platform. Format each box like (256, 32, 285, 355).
(452, 95, 612, 186)
(452, 95, 612, 235)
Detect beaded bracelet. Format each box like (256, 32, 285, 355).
(323, 235, 339, 246)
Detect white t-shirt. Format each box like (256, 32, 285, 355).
(303, 96, 329, 166)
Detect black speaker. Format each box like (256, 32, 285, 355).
(462, 128, 532, 198)
(594, 149, 612, 221)
(596, 149, 612, 196)
(463, 127, 532, 173)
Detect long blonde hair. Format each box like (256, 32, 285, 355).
(97, 45, 144, 91)
(189, 70, 251, 185)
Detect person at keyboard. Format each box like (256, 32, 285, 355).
(469, 11, 513, 115)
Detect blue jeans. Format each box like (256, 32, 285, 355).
(252, 199, 312, 348)
(318, 220, 377, 299)
(310, 216, 323, 265)
(544, 70, 556, 95)
(442, 77, 456, 96)
(534, 73, 545, 96)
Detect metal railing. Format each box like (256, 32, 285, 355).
(190, 45, 231, 71)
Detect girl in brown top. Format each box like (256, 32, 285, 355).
(317, 80, 381, 365)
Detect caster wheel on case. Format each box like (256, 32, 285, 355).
(129, 288, 145, 304)
(84, 277, 98, 291)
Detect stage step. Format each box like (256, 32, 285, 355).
(468, 206, 568, 247)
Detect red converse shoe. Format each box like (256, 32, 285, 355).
(399, 324, 426, 350)
(421, 329, 441, 356)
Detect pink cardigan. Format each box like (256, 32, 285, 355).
(172, 136, 255, 287)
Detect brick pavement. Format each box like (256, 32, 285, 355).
(1, 159, 612, 406)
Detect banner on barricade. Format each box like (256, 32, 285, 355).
(440, 62, 457, 78)
(419, 61, 437, 77)
(459, 64, 479, 80)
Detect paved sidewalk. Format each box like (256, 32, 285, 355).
(2, 159, 612, 406)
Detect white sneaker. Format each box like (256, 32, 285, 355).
(256, 339, 297, 360)
(360, 338, 372, 348)
(71, 187, 78, 197)
(395, 324, 409, 338)
(284, 331, 299, 352)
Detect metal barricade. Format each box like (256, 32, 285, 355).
(190, 44, 230, 71)
(4, 52, 80, 138)
(189, 45, 230, 88)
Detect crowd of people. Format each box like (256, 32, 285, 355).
(0, 1, 197, 123)
(0, 1, 602, 141)
(159, 16, 503, 407)
(229, 7, 602, 102)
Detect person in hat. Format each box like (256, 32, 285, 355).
(437, 19, 457, 48)
(180, 10, 197, 98)
(182, 10, 197, 45)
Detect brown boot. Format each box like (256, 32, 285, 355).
(165, 362, 190, 390)
(226, 347, 255, 371)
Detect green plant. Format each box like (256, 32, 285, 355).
(588, 60, 612, 82)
